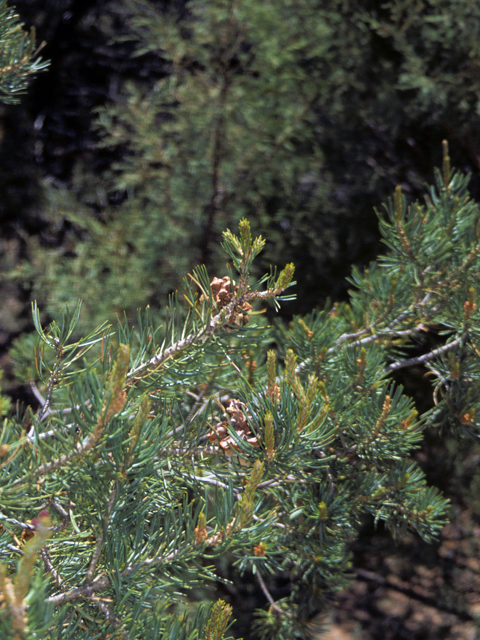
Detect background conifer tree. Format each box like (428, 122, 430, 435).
(7, 0, 480, 335)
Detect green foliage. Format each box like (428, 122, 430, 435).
(20, 0, 480, 328)
(14, 188, 157, 334)
(4, 1, 480, 637)
(0, 370, 11, 418)
(3, 167, 480, 637)
(375, 0, 480, 127)
(0, 0, 48, 104)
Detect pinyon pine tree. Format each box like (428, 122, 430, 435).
(2, 142, 480, 637)
(2, 3, 480, 637)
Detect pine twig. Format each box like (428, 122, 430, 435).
(253, 563, 292, 619)
(46, 546, 183, 606)
(40, 546, 64, 591)
(385, 336, 463, 372)
(127, 287, 288, 379)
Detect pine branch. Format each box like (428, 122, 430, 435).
(128, 285, 291, 379)
(385, 336, 463, 372)
(46, 545, 185, 606)
(254, 566, 291, 619)
(39, 546, 64, 591)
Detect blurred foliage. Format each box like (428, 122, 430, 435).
(0, 369, 11, 417)
(3, 0, 480, 338)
